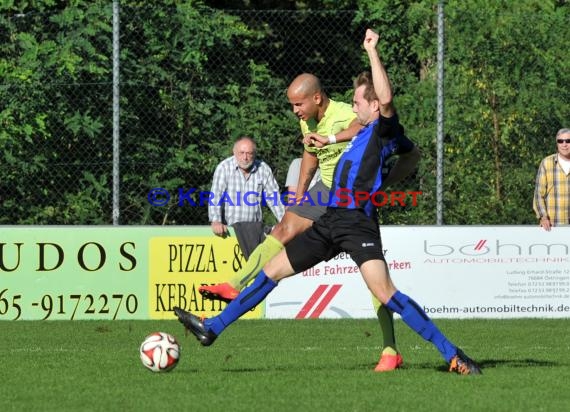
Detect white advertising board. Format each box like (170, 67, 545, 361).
(265, 226, 570, 319)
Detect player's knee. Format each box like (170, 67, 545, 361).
(269, 221, 287, 241)
(279, 224, 301, 244)
(271, 218, 300, 243)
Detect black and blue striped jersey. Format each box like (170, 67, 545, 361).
(328, 113, 415, 217)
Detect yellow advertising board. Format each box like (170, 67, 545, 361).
(148, 234, 262, 319)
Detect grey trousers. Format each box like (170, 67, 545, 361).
(231, 221, 266, 260)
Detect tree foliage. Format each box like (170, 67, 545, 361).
(443, 0, 570, 224)
(1, 0, 569, 225)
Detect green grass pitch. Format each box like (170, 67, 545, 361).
(1, 318, 569, 411)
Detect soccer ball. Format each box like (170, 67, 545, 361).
(139, 332, 180, 372)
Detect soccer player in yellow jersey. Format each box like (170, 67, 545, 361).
(200, 73, 403, 371)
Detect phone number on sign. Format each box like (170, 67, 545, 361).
(0, 289, 138, 320)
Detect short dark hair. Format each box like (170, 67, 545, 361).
(353, 71, 378, 102)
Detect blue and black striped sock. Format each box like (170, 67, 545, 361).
(386, 290, 457, 362)
(205, 270, 277, 336)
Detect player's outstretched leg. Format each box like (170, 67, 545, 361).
(173, 308, 217, 346)
(448, 348, 482, 375)
(176, 270, 278, 345)
(385, 290, 481, 375)
(199, 235, 284, 302)
(198, 282, 239, 303)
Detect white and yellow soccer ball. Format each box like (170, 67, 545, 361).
(139, 332, 180, 372)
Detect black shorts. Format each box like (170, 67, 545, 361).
(286, 208, 385, 273)
(287, 181, 330, 221)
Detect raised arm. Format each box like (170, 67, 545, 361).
(363, 29, 394, 118)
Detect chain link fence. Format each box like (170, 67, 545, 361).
(1, 2, 569, 225)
